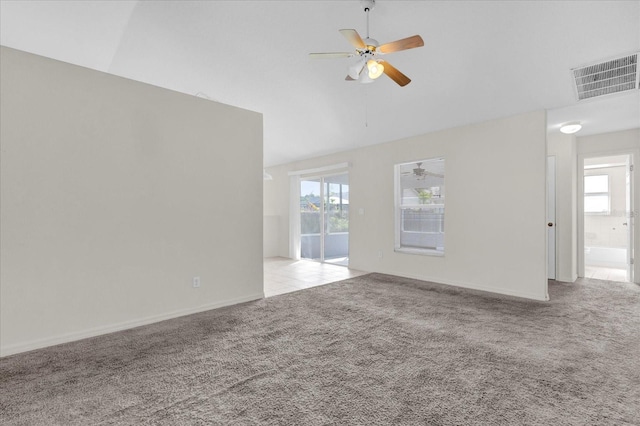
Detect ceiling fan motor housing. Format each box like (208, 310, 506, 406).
(363, 38, 379, 52)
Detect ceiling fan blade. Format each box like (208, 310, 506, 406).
(378, 35, 424, 54)
(339, 29, 366, 49)
(345, 75, 357, 81)
(424, 171, 444, 178)
(381, 61, 411, 87)
(309, 52, 354, 59)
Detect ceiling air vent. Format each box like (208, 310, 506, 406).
(572, 53, 639, 101)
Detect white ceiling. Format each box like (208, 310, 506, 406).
(1, 0, 639, 166)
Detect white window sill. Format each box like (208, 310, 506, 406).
(394, 247, 444, 257)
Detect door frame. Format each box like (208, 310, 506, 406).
(299, 171, 350, 265)
(288, 163, 350, 261)
(578, 149, 637, 282)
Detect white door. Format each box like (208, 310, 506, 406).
(547, 156, 556, 280)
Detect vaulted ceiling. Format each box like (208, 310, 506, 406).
(1, 1, 639, 166)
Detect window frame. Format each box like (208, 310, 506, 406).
(583, 174, 610, 215)
(394, 157, 445, 257)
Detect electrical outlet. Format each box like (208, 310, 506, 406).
(192, 276, 201, 288)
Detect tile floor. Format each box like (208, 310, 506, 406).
(584, 265, 629, 282)
(263, 257, 367, 297)
(263, 259, 633, 297)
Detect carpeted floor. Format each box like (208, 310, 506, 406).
(1, 273, 639, 425)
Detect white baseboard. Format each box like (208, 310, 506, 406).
(377, 270, 549, 301)
(0, 292, 265, 358)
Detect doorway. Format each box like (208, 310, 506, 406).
(299, 173, 350, 266)
(581, 154, 633, 282)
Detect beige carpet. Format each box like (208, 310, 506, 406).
(1, 273, 639, 425)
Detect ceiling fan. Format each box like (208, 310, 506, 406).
(401, 163, 444, 179)
(309, 0, 424, 87)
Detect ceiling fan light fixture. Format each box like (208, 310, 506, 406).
(367, 59, 384, 79)
(560, 121, 582, 134)
(348, 57, 366, 79)
(360, 71, 374, 84)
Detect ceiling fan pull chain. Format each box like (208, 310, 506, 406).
(365, 86, 369, 127)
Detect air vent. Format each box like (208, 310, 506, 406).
(572, 53, 638, 101)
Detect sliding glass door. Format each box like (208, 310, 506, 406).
(300, 173, 349, 265)
(324, 174, 349, 265)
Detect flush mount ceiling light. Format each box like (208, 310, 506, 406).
(560, 122, 583, 134)
(309, 0, 424, 87)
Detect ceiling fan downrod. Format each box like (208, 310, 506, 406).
(363, 0, 375, 39)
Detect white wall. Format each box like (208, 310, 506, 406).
(577, 128, 640, 281)
(263, 215, 280, 257)
(578, 129, 640, 156)
(264, 172, 288, 258)
(265, 111, 549, 300)
(0, 47, 264, 356)
(547, 132, 578, 282)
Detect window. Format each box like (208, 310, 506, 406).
(584, 175, 610, 214)
(395, 158, 445, 255)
